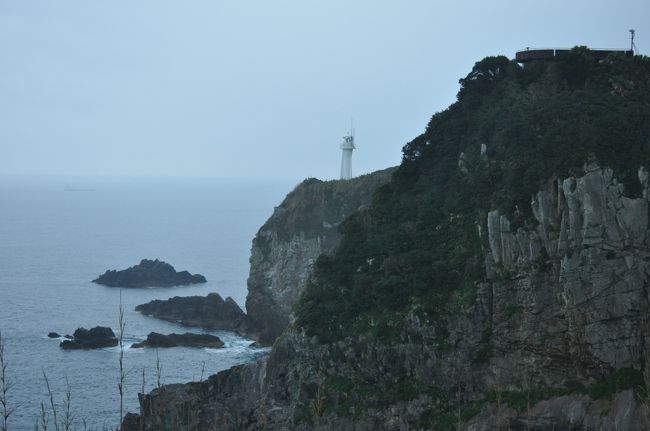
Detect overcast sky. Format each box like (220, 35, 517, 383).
(1, 1, 648, 182)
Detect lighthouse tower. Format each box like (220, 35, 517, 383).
(339, 129, 355, 180)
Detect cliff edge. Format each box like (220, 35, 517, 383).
(245, 168, 395, 345)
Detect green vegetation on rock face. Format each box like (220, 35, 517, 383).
(409, 368, 646, 431)
(296, 48, 650, 343)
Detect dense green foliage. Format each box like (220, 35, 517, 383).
(296, 48, 650, 342)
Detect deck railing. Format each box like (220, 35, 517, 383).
(515, 47, 633, 63)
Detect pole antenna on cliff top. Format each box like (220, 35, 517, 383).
(630, 29, 636, 53)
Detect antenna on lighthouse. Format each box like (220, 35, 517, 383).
(630, 29, 636, 53)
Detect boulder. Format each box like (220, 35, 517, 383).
(47, 332, 60, 338)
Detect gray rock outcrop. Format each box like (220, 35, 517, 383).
(485, 163, 650, 372)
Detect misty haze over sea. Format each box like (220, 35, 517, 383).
(0, 176, 290, 429)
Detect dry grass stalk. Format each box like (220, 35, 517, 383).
(117, 291, 126, 430)
(42, 370, 60, 431)
(0, 332, 15, 431)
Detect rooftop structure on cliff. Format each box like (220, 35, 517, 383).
(515, 47, 633, 63)
(517, 30, 637, 63)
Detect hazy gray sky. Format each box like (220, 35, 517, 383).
(1, 1, 648, 182)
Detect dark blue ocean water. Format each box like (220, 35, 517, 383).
(0, 176, 292, 430)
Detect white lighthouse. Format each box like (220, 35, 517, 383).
(339, 129, 355, 180)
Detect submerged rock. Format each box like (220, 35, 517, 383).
(131, 332, 224, 349)
(60, 326, 118, 349)
(93, 259, 206, 288)
(135, 293, 247, 334)
(47, 332, 60, 338)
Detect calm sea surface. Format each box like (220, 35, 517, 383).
(0, 176, 292, 429)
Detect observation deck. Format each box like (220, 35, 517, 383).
(515, 48, 633, 63)
(340, 135, 355, 150)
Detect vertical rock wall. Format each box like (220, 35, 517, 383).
(486, 163, 650, 373)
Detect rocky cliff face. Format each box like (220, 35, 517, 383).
(126, 163, 650, 430)
(245, 168, 395, 345)
(123, 51, 650, 430)
(484, 163, 649, 379)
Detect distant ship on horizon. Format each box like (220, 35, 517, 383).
(64, 186, 96, 192)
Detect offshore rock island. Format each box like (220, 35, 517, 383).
(131, 332, 224, 349)
(124, 49, 650, 429)
(93, 258, 206, 288)
(136, 293, 248, 334)
(59, 326, 118, 350)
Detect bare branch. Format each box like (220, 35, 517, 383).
(118, 290, 126, 430)
(0, 331, 14, 431)
(42, 370, 60, 431)
(62, 377, 73, 431)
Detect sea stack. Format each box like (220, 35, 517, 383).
(93, 259, 206, 288)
